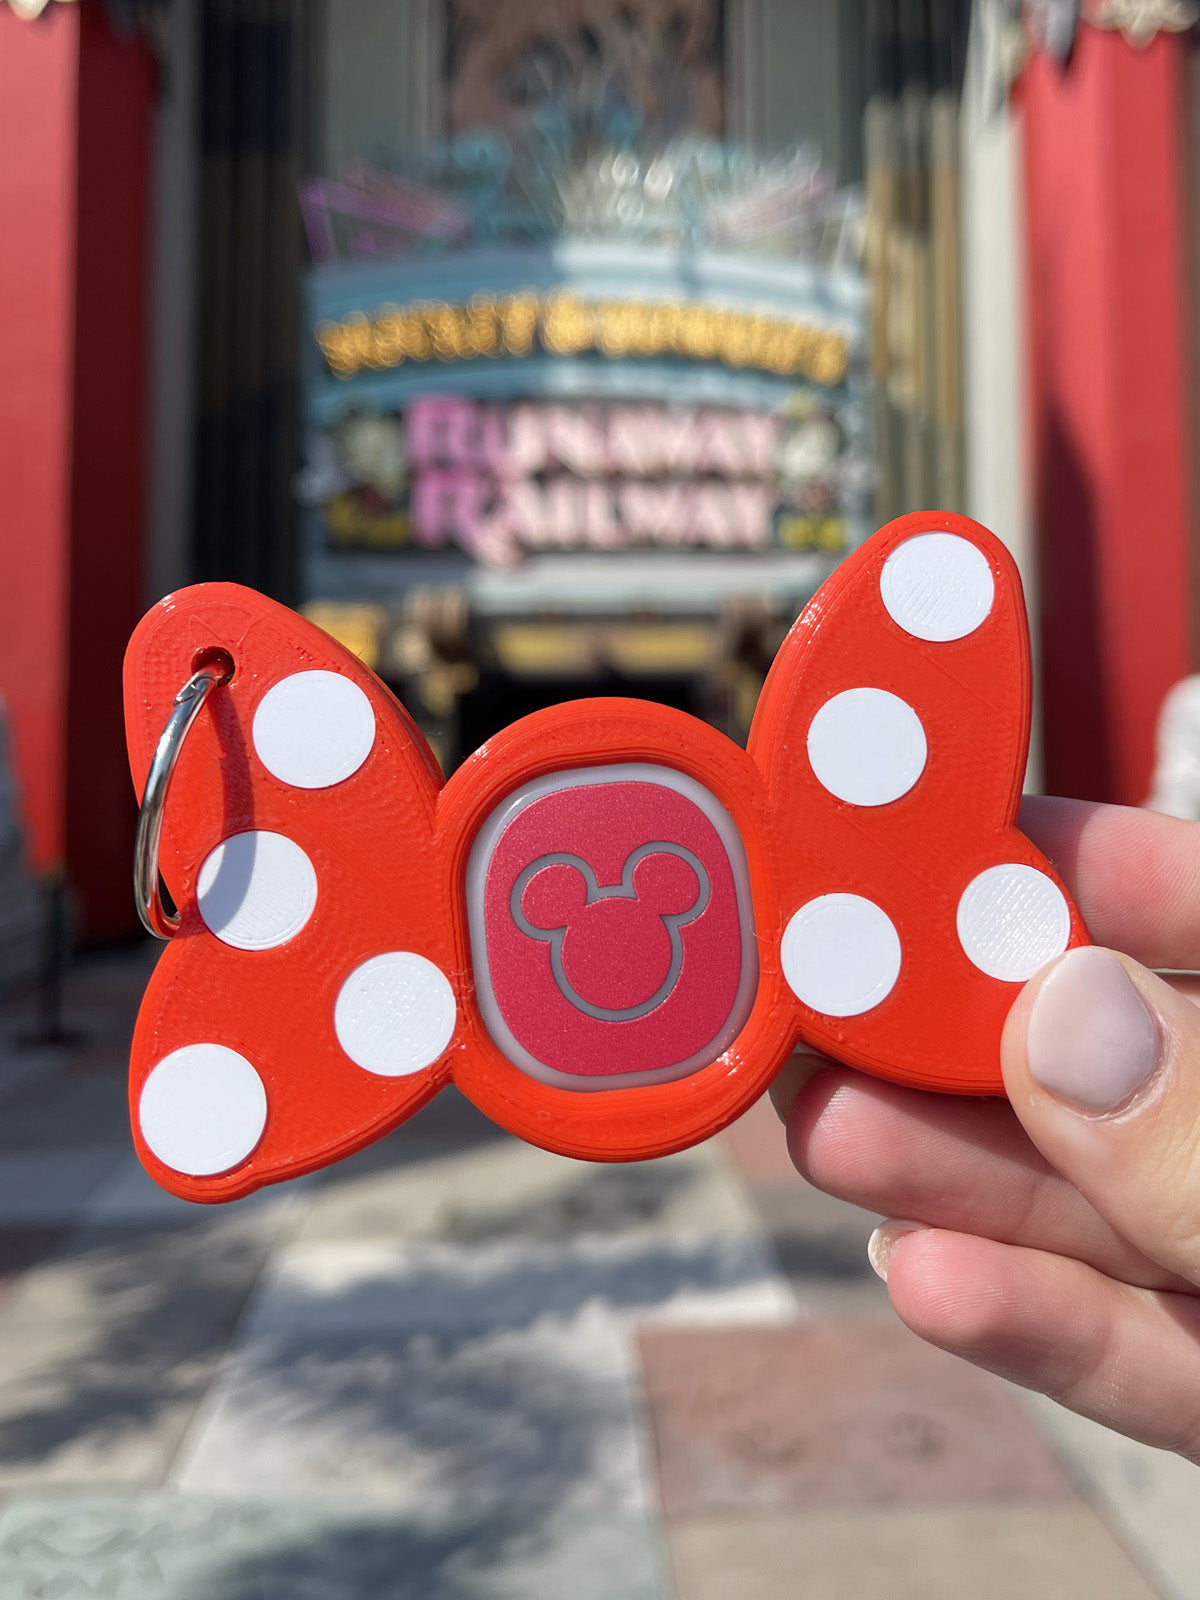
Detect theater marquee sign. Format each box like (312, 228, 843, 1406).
(301, 242, 868, 582)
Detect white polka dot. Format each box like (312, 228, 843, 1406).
(335, 952, 457, 1077)
(807, 689, 927, 806)
(197, 831, 317, 951)
(139, 1044, 267, 1176)
(957, 864, 1071, 982)
(253, 670, 376, 789)
(781, 894, 902, 1017)
(880, 533, 995, 641)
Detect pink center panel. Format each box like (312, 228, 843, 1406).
(466, 764, 758, 1089)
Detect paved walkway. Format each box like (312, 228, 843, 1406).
(0, 948, 1195, 1597)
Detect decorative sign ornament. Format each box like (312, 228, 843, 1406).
(1027, 0, 1082, 59)
(1147, 675, 1200, 819)
(1024, 0, 1197, 58)
(2, 0, 73, 16)
(3, 0, 164, 31)
(974, 0, 1029, 115)
(124, 511, 1090, 1201)
(300, 140, 838, 266)
(2, 0, 153, 21)
(976, 0, 1193, 90)
(443, 0, 723, 144)
(1085, 0, 1198, 45)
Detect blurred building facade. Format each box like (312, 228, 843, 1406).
(0, 0, 1196, 937)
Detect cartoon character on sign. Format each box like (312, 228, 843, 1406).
(123, 511, 1090, 1202)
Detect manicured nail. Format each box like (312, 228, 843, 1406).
(1025, 947, 1161, 1112)
(867, 1220, 925, 1281)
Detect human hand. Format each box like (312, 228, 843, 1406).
(770, 798, 1200, 1460)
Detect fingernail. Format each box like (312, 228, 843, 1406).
(867, 1219, 925, 1281)
(1026, 947, 1162, 1112)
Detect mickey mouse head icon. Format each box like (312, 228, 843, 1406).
(469, 764, 758, 1088)
(512, 844, 711, 1022)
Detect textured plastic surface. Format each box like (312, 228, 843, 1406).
(123, 512, 1090, 1200)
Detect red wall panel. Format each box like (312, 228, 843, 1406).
(0, 5, 79, 876)
(0, 1, 152, 937)
(1022, 28, 1194, 805)
(66, 0, 153, 936)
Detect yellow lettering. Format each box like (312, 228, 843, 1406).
(315, 295, 852, 387)
(541, 292, 593, 355)
(497, 293, 539, 355)
(810, 334, 850, 387)
(464, 295, 501, 357)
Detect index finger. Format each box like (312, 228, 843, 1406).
(1020, 797, 1200, 972)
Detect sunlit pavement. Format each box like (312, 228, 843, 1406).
(0, 949, 1193, 1598)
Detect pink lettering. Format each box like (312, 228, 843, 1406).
(502, 405, 549, 477)
(617, 483, 689, 545)
(406, 397, 475, 467)
(690, 485, 732, 547)
(607, 407, 660, 476)
(543, 479, 586, 548)
(545, 406, 608, 477)
(725, 483, 774, 547)
(409, 467, 485, 548)
(499, 480, 552, 548)
(582, 481, 626, 548)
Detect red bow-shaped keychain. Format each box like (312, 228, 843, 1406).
(123, 511, 1090, 1201)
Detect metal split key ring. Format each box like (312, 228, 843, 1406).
(133, 663, 230, 939)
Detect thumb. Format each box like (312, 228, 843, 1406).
(1002, 945, 1200, 1285)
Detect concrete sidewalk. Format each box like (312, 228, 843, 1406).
(0, 948, 1193, 1598)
